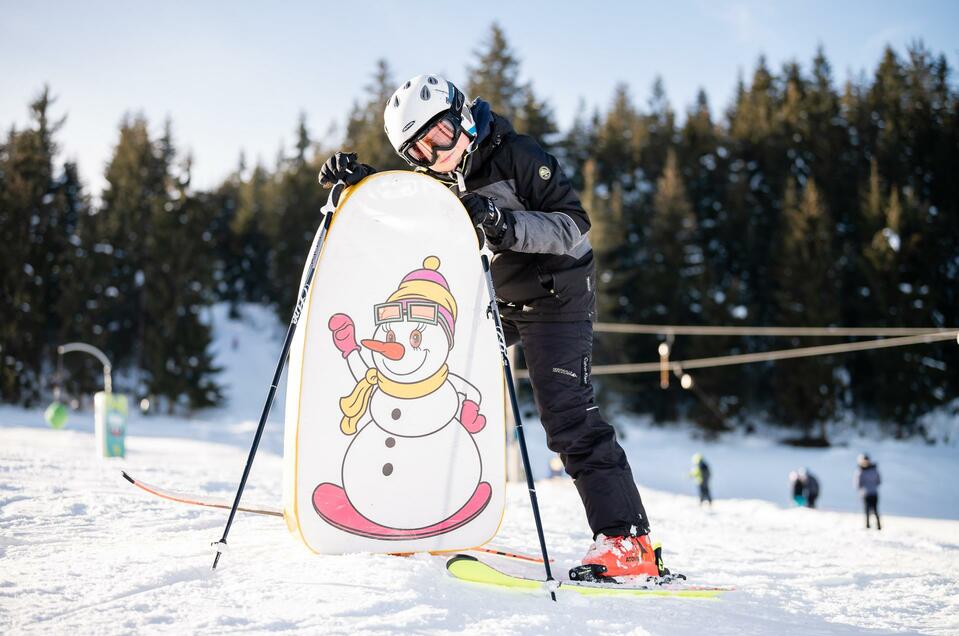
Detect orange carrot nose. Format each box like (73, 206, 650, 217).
(361, 339, 405, 361)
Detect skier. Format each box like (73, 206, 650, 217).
(855, 454, 881, 530)
(689, 453, 712, 506)
(800, 468, 820, 509)
(319, 74, 666, 579)
(788, 470, 806, 506)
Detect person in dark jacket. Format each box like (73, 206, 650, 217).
(789, 470, 806, 506)
(856, 454, 881, 530)
(799, 468, 820, 509)
(689, 453, 712, 506)
(319, 74, 663, 578)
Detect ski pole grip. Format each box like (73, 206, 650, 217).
(322, 180, 347, 213)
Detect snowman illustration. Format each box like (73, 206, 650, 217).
(312, 256, 492, 539)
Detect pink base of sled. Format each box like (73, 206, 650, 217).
(312, 481, 492, 540)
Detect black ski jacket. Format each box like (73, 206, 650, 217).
(461, 100, 596, 322)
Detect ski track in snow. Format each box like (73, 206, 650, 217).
(3, 305, 958, 635)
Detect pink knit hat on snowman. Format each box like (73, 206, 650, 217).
(386, 256, 457, 342)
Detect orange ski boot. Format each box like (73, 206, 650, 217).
(570, 534, 667, 582)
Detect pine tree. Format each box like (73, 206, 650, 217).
(648, 148, 702, 320)
(557, 100, 598, 189)
(594, 84, 643, 187)
(514, 82, 558, 149)
(466, 24, 557, 145)
(233, 162, 278, 305)
(140, 154, 222, 411)
(0, 87, 89, 404)
(466, 23, 523, 121)
(208, 156, 244, 306)
(51, 160, 101, 400)
(639, 77, 676, 182)
(270, 115, 329, 316)
(772, 178, 840, 439)
(94, 115, 162, 379)
(725, 56, 788, 328)
(95, 116, 221, 410)
(343, 59, 406, 171)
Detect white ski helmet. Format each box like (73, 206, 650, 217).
(384, 74, 477, 168)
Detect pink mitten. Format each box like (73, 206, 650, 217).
(460, 399, 486, 434)
(328, 313, 359, 358)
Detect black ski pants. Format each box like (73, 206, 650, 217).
(864, 494, 881, 529)
(503, 319, 650, 538)
(699, 482, 712, 505)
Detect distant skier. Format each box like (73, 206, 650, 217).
(855, 454, 881, 530)
(789, 470, 806, 506)
(789, 468, 818, 508)
(799, 468, 819, 509)
(689, 453, 712, 506)
(319, 74, 668, 579)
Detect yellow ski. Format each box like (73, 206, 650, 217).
(446, 555, 730, 599)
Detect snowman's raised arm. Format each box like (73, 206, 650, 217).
(345, 350, 369, 382)
(448, 372, 481, 405)
(328, 313, 369, 381)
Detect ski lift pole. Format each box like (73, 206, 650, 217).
(480, 253, 557, 602)
(211, 181, 344, 570)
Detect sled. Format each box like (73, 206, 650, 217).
(283, 171, 507, 555)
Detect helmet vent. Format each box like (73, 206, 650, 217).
(404, 80, 411, 89)
(420, 86, 431, 100)
(427, 76, 438, 85)
(393, 96, 400, 107)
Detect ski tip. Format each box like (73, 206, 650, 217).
(445, 554, 479, 570)
(121, 471, 134, 484)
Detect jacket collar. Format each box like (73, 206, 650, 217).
(424, 99, 512, 183)
(462, 100, 514, 179)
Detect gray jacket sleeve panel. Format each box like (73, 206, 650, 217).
(511, 210, 591, 257)
(504, 134, 593, 253)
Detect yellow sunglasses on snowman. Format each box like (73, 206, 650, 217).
(374, 300, 455, 342)
(374, 301, 440, 326)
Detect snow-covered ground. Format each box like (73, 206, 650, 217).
(2, 304, 958, 635)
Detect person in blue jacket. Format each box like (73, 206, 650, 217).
(855, 454, 881, 530)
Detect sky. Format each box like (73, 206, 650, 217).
(2, 1, 957, 195)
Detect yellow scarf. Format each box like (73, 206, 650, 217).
(339, 365, 449, 435)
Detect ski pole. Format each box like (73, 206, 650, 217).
(211, 181, 344, 570)
(479, 253, 557, 602)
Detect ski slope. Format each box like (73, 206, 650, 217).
(2, 304, 958, 635)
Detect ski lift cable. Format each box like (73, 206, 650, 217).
(592, 323, 957, 337)
(513, 331, 958, 378)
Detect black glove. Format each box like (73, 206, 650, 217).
(460, 192, 500, 226)
(318, 152, 375, 188)
(459, 193, 517, 250)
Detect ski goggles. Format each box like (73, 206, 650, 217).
(400, 112, 462, 168)
(374, 300, 454, 340)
